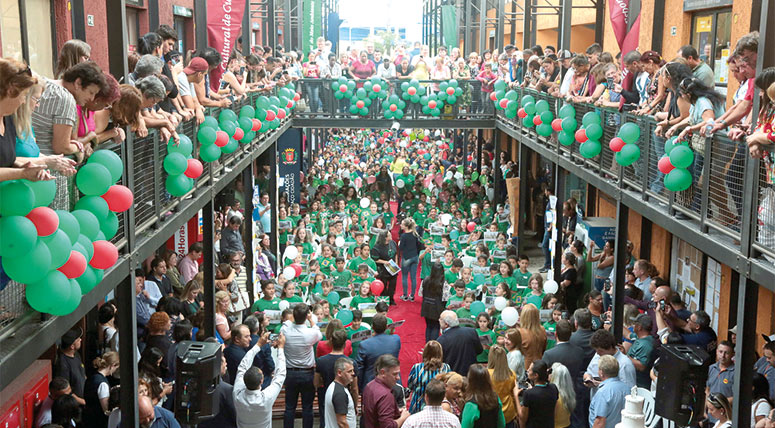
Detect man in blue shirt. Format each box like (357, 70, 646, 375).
(137, 394, 181, 428)
(589, 355, 630, 428)
(255, 192, 272, 233)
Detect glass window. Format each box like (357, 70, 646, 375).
(25, 0, 54, 78)
(126, 7, 139, 53)
(0, 0, 23, 60)
(174, 17, 187, 54)
(690, 8, 732, 86)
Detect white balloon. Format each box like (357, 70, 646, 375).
(445, 172, 453, 180)
(284, 245, 299, 260)
(396, 179, 405, 188)
(502, 307, 519, 327)
(544, 280, 559, 294)
(456, 179, 464, 189)
(454, 172, 463, 180)
(441, 214, 451, 226)
(278, 300, 290, 311)
(494, 296, 508, 311)
(360, 197, 371, 208)
(335, 236, 345, 247)
(282, 266, 296, 280)
(486, 188, 495, 201)
(360, 162, 367, 169)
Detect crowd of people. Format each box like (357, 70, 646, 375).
(2, 19, 774, 428)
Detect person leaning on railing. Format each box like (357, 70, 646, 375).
(135, 75, 179, 143)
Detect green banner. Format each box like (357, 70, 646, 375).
(303, 0, 322, 55)
(441, 5, 457, 50)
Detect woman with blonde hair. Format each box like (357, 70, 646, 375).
(550, 362, 576, 428)
(181, 278, 202, 316)
(215, 290, 232, 342)
(408, 340, 450, 413)
(437, 371, 465, 418)
(55, 39, 91, 78)
(487, 345, 519, 427)
(83, 351, 119, 427)
(518, 304, 547, 369)
(399, 217, 423, 301)
(504, 328, 525, 378)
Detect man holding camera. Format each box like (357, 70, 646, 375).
(623, 284, 673, 337)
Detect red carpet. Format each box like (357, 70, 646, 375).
(386, 201, 427, 383)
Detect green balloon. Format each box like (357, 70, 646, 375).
(616, 144, 641, 166)
(480, 175, 488, 185)
(450, 230, 460, 240)
(618, 122, 641, 144)
(579, 141, 602, 158)
(100, 211, 119, 240)
(87, 150, 123, 183)
(76, 266, 98, 294)
(74, 196, 109, 221)
(665, 168, 693, 192)
(43, 229, 72, 269)
(56, 210, 80, 245)
(558, 131, 576, 146)
(197, 127, 217, 145)
(94, 267, 104, 284)
(71, 209, 100, 240)
(220, 120, 237, 137)
(494, 80, 507, 91)
(470, 301, 486, 316)
(201, 116, 219, 129)
(561, 117, 578, 132)
(520, 95, 535, 106)
(166, 174, 193, 197)
(431, 108, 441, 117)
(465, 179, 472, 187)
(95, 230, 106, 241)
(0, 216, 37, 258)
(537, 124, 553, 137)
(523, 102, 536, 115)
(472, 171, 480, 180)
(76, 163, 112, 196)
(200, 143, 222, 162)
(559, 104, 576, 118)
(168, 136, 193, 156)
(522, 115, 535, 128)
(539, 111, 554, 124)
(669, 145, 694, 169)
(26, 270, 71, 313)
(0, 180, 34, 216)
(28, 179, 57, 208)
(242, 131, 256, 142)
(222, 138, 239, 154)
(256, 96, 271, 109)
(505, 90, 518, 101)
(219, 109, 237, 124)
(664, 136, 679, 155)
(164, 152, 188, 175)
(238, 116, 253, 133)
(582, 111, 601, 127)
(336, 309, 354, 325)
(585, 123, 603, 141)
(535, 100, 550, 113)
(2, 239, 51, 284)
(447, 95, 457, 104)
(72, 239, 92, 261)
(239, 105, 256, 118)
(49, 280, 81, 316)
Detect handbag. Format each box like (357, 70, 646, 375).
(690, 133, 706, 154)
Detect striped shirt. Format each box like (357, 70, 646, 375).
(407, 362, 450, 413)
(31, 80, 77, 156)
(404, 405, 461, 428)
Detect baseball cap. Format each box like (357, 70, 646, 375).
(504, 44, 516, 52)
(728, 325, 737, 335)
(183, 57, 209, 75)
(558, 50, 573, 60)
(61, 327, 83, 349)
(763, 333, 775, 343)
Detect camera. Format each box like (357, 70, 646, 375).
(269, 333, 279, 341)
(648, 299, 667, 311)
(601, 312, 608, 322)
(604, 279, 612, 292)
(517, 371, 531, 390)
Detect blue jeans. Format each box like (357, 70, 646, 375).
(402, 256, 419, 297)
(283, 369, 315, 428)
(649, 134, 666, 194)
(541, 229, 552, 269)
(308, 83, 321, 113)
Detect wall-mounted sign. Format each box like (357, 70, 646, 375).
(683, 0, 732, 12)
(696, 16, 712, 33)
(87, 15, 94, 26)
(173, 5, 193, 17)
(670, 26, 677, 36)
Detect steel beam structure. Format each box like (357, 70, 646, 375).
(202, 199, 216, 338)
(558, 0, 572, 51)
(116, 274, 139, 428)
(612, 199, 629, 343)
(195, 0, 208, 50)
(292, 118, 496, 129)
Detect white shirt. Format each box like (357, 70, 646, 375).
(324, 381, 357, 428)
(559, 68, 575, 96)
(35, 396, 54, 428)
(377, 63, 396, 79)
(176, 72, 195, 98)
(753, 398, 772, 427)
(144, 280, 162, 307)
(281, 322, 322, 368)
(585, 350, 637, 398)
(233, 344, 287, 428)
(403, 405, 462, 428)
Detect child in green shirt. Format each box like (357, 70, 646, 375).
(348, 244, 378, 274)
(352, 264, 376, 292)
(455, 292, 476, 320)
(542, 303, 564, 351)
(444, 258, 463, 285)
(318, 244, 336, 275)
(350, 282, 376, 309)
(375, 301, 394, 333)
(412, 202, 428, 234)
(280, 282, 304, 304)
(459, 267, 477, 291)
(251, 281, 282, 333)
(346, 310, 371, 356)
(331, 257, 353, 294)
(513, 255, 532, 290)
(476, 312, 497, 363)
(524, 273, 546, 309)
(446, 280, 467, 309)
(492, 261, 518, 295)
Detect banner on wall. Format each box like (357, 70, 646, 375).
(302, 0, 322, 55)
(207, 0, 246, 91)
(608, 0, 641, 56)
(278, 129, 303, 205)
(441, 5, 457, 50)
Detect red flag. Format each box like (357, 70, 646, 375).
(206, 0, 246, 91)
(609, 0, 641, 55)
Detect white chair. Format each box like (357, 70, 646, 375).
(636, 387, 659, 428)
(339, 296, 353, 308)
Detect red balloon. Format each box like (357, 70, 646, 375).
(265, 110, 276, 121)
(423, 136, 430, 142)
(293, 92, 301, 101)
(356, 100, 365, 109)
(407, 87, 417, 95)
(428, 100, 437, 109)
(490, 92, 498, 101)
(467, 221, 476, 233)
(390, 104, 397, 112)
(446, 87, 455, 95)
(251, 119, 261, 131)
(292, 263, 302, 277)
(499, 99, 508, 109)
(575, 129, 588, 143)
(286, 101, 294, 109)
(339, 84, 347, 92)
(609, 137, 626, 152)
(517, 108, 528, 118)
(551, 118, 563, 132)
(532, 115, 543, 126)
(370, 279, 385, 296)
(277, 108, 287, 119)
(90, 240, 119, 269)
(101, 185, 133, 212)
(373, 84, 381, 93)
(658, 156, 675, 174)
(185, 159, 203, 179)
(26, 206, 59, 237)
(385, 132, 392, 138)
(58, 251, 87, 279)
(233, 128, 244, 140)
(215, 131, 229, 147)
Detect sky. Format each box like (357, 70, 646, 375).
(338, 0, 424, 42)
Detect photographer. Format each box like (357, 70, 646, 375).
(655, 307, 717, 354)
(622, 284, 673, 338)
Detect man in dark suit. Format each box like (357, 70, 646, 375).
(355, 314, 401, 391)
(567, 309, 596, 428)
(223, 325, 253, 383)
(436, 310, 483, 376)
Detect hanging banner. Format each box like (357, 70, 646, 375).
(608, 0, 641, 56)
(278, 129, 303, 205)
(441, 5, 457, 50)
(302, 0, 322, 55)
(206, 0, 246, 91)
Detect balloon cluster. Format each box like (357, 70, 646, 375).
(0, 150, 128, 316)
(331, 77, 356, 101)
(516, 95, 555, 137)
(420, 92, 446, 117)
(345, 77, 389, 116)
(437, 80, 463, 105)
(574, 112, 603, 158)
(400, 79, 427, 104)
(381, 94, 407, 120)
(489, 80, 509, 106)
(554, 104, 578, 146)
(659, 136, 694, 191)
(610, 122, 641, 167)
(164, 135, 203, 197)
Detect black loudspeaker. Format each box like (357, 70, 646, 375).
(655, 344, 711, 426)
(175, 341, 222, 425)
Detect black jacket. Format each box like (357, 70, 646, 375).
(542, 341, 586, 392)
(568, 329, 596, 368)
(437, 326, 484, 376)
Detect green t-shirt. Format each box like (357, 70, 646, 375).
(278, 217, 296, 245)
(412, 211, 428, 228)
(301, 242, 314, 255)
(348, 256, 377, 274)
(628, 335, 657, 387)
(331, 269, 353, 290)
(456, 307, 472, 320)
(352, 275, 376, 288)
(420, 252, 433, 279)
(513, 270, 532, 288)
(524, 292, 545, 309)
(347, 324, 371, 355)
(282, 295, 303, 303)
(492, 274, 517, 292)
(350, 295, 376, 309)
(319, 257, 336, 275)
(543, 320, 557, 350)
(251, 297, 282, 333)
(446, 295, 463, 308)
(476, 329, 497, 363)
(444, 270, 460, 285)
